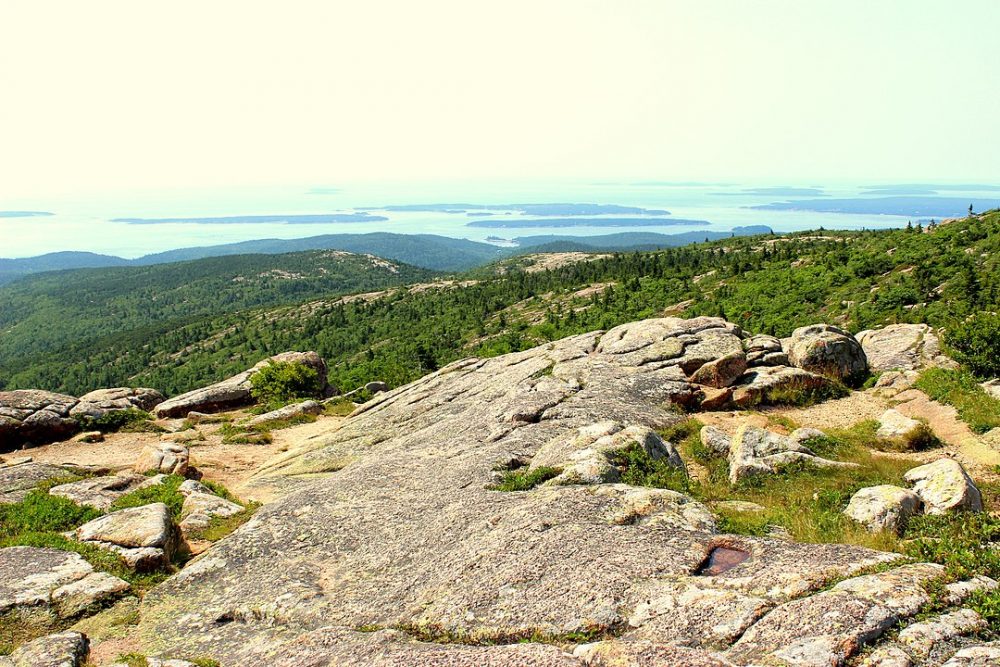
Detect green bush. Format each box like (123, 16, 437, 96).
(249, 361, 324, 409)
(0, 490, 101, 539)
(74, 408, 154, 433)
(947, 312, 1000, 378)
(109, 474, 186, 518)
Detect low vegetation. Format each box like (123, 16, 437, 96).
(74, 408, 162, 434)
(489, 466, 561, 491)
(249, 360, 325, 410)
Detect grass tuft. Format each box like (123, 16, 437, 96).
(489, 467, 561, 491)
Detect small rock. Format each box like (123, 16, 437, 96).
(135, 443, 189, 476)
(941, 642, 1000, 666)
(788, 427, 826, 445)
(877, 409, 924, 440)
(858, 645, 913, 667)
(71, 431, 104, 443)
(0, 631, 89, 667)
(904, 458, 983, 515)
(179, 492, 244, 535)
(700, 425, 731, 455)
(897, 608, 986, 660)
(982, 379, 1000, 401)
(844, 485, 923, 533)
(698, 386, 733, 410)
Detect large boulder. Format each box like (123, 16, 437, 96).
(0, 390, 80, 448)
(154, 351, 328, 418)
(844, 485, 923, 533)
(135, 318, 901, 665)
(856, 323, 956, 372)
(0, 546, 128, 622)
(70, 387, 164, 418)
(904, 459, 983, 515)
(784, 324, 868, 382)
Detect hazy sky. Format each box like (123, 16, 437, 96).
(2, 1, 998, 198)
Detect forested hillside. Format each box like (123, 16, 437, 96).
(1, 212, 997, 396)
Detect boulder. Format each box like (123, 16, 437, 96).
(70, 387, 164, 418)
(0, 546, 128, 622)
(244, 399, 323, 428)
(856, 324, 956, 372)
(730, 365, 833, 408)
(982, 379, 1000, 401)
(728, 423, 859, 484)
(700, 425, 731, 455)
(844, 485, 923, 533)
(48, 473, 148, 510)
(876, 409, 924, 440)
(0, 390, 80, 448)
(689, 350, 748, 388)
(942, 642, 1000, 666)
(135, 443, 189, 476)
(788, 427, 826, 445)
(0, 631, 89, 667)
(904, 459, 983, 514)
(0, 461, 78, 504)
(154, 351, 328, 418)
(785, 323, 868, 381)
(872, 370, 920, 397)
(75, 502, 176, 570)
(178, 491, 245, 535)
(364, 381, 389, 394)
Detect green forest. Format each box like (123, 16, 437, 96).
(1, 211, 998, 397)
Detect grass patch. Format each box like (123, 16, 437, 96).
(109, 474, 185, 518)
(186, 503, 261, 542)
(217, 422, 273, 445)
(245, 413, 318, 432)
(915, 367, 1000, 434)
(324, 399, 357, 417)
(489, 466, 561, 491)
(607, 445, 692, 493)
(0, 490, 101, 538)
(760, 380, 849, 407)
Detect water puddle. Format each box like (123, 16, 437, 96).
(696, 546, 751, 576)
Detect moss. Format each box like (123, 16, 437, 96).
(324, 399, 357, 417)
(489, 467, 561, 492)
(186, 503, 261, 542)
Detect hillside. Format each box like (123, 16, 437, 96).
(1, 213, 996, 398)
(0, 251, 129, 284)
(0, 251, 434, 392)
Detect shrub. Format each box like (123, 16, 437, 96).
(249, 361, 324, 409)
(947, 312, 1000, 378)
(0, 490, 101, 539)
(489, 466, 561, 491)
(74, 408, 155, 433)
(109, 474, 186, 518)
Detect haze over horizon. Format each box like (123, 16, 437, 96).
(2, 0, 999, 202)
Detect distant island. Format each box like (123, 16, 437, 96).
(112, 213, 388, 225)
(0, 211, 54, 218)
(360, 203, 671, 216)
(751, 196, 1000, 217)
(467, 217, 707, 228)
(712, 187, 826, 197)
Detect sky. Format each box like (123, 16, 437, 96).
(1, 1, 998, 198)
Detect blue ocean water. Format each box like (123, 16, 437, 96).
(1, 181, 996, 259)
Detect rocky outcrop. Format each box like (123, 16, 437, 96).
(0, 547, 128, 623)
(0, 390, 79, 448)
(844, 485, 923, 533)
(135, 320, 901, 665)
(904, 459, 983, 515)
(856, 323, 956, 372)
(730, 365, 833, 408)
(244, 399, 324, 428)
(177, 480, 245, 535)
(0, 631, 89, 667)
(70, 387, 164, 418)
(784, 324, 868, 381)
(154, 351, 329, 418)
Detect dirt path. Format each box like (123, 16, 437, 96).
(893, 388, 1000, 472)
(699, 391, 891, 435)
